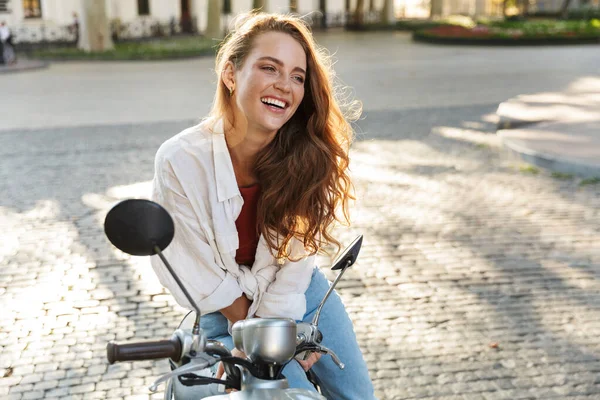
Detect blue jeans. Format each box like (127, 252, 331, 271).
(201, 266, 376, 399)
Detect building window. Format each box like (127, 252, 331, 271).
(137, 0, 150, 16)
(0, 0, 9, 13)
(23, 0, 42, 18)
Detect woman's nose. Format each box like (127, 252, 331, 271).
(274, 75, 291, 92)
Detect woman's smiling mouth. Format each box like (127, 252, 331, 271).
(261, 96, 288, 113)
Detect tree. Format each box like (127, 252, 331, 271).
(205, 0, 222, 39)
(253, 0, 267, 10)
(353, 0, 365, 26)
(430, 0, 443, 18)
(319, 0, 327, 28)
(560, 0, 573, 19)
(382, 0, 393, 24)
(78, 0, 113, 52)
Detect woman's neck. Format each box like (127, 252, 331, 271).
(225, 122, 276, 187)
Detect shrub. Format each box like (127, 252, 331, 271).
(31, 36, 217, 61)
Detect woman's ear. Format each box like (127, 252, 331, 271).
(221, 61, 236, 94)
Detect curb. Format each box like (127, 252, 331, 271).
(29, 50, 216, 63)
(413, 32, 600, 46)
(0, 60, 49, 74)
(498, 130, 600, 179)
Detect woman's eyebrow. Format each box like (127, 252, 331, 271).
(256, 56, 306, 75)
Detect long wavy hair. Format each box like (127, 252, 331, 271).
(209, 12, 361, 260)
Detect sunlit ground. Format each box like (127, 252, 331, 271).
(2, 35, 600, 399)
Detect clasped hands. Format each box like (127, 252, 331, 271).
(216, 348, 322, 379)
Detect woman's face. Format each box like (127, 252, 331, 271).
(231, 31, 307, 137)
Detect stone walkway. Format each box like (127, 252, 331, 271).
(2, 32, 600, 400)
(497, 76, 600, 178)
(1, 113, 600, 399)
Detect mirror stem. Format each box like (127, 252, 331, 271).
(311, 259, 352, 327)
(154, 245, 202, 337)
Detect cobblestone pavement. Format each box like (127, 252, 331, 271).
(2, 34, 600, 400)
(2, 110, 600, 400)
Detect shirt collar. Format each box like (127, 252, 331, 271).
(211, 118, 240, 203)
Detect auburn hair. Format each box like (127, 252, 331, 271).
(208, 12, 361, 260)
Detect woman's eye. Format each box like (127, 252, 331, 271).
(293, 76, 305, 84)
(262, 65, 276, 72)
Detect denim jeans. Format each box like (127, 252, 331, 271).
(200, 266, 376, 400)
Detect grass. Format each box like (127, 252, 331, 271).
(579, 177, 600, 186)
(519, 164, 540, 175)
(551, 171, 574, 179)
(31, 36, 218, 61)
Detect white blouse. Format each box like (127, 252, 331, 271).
(150, 118, 315, 321)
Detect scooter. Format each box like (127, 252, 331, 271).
(103, 199, 363, 399)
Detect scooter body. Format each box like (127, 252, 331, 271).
(103, 199, 363, 400)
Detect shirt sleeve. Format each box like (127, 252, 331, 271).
(150, 156, 243, 314)
(253, 239, 315, 321)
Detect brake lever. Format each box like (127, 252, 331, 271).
(148, 353, 218, 392)
(295, 343, 345, 370)
(317, 344, 345, 370)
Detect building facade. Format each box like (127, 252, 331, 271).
(1, 0, 350, 43)
(1, 0, 595, 43)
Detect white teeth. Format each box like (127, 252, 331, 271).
(261, 97, 286, 109)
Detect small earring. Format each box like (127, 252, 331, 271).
(229, 86, 234, 96)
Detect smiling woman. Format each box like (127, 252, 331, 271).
(149, 12, 374, 398)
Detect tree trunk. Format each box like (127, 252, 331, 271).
(290, 0, 298, 13)
(521, 0, 529, 16)
(369, 0, 376, 11)
(78, 0, 113, 52)
(253, 0, 266, 10)
(430, 0, 443, 17)
(319, 0, 327, 28)
(206, 0, 222, 39)
(354, 0, 365, 26)
(560, 0, 572, 19)
(382, 0, 393, 24)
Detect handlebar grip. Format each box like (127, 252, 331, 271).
(107, 338, 182, 364)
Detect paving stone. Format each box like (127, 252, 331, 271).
(44, 387, 68, 398)
(107, 387, 133, 397)
(57, 378, 82, 388)
(68, 383, 96, 394)
(21, 391, 45, 399)
(87, 364, 107, 376)
(32, 380, 59, 391)
(9, 383, 33, 393)
(96, 379, 121, 391)
(32, 363, 59, 373)
(3, 49, 600, 400)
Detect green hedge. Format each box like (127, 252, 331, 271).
(412, 18, 600, 45)
(31, 36, 218, 61)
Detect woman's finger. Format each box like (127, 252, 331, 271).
(216, 362, 224, 379)
(297, 352, 322, 371)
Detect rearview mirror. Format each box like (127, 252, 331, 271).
(331, 235, 363, 271)
(104, 199, 175, 256)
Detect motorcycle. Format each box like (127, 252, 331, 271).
(103, 199, 363, 399)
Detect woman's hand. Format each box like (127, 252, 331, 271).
(216, 348, 247, 379)
(297, 352, 322, 372)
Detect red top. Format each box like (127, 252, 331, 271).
(235, 184, 261, 266)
